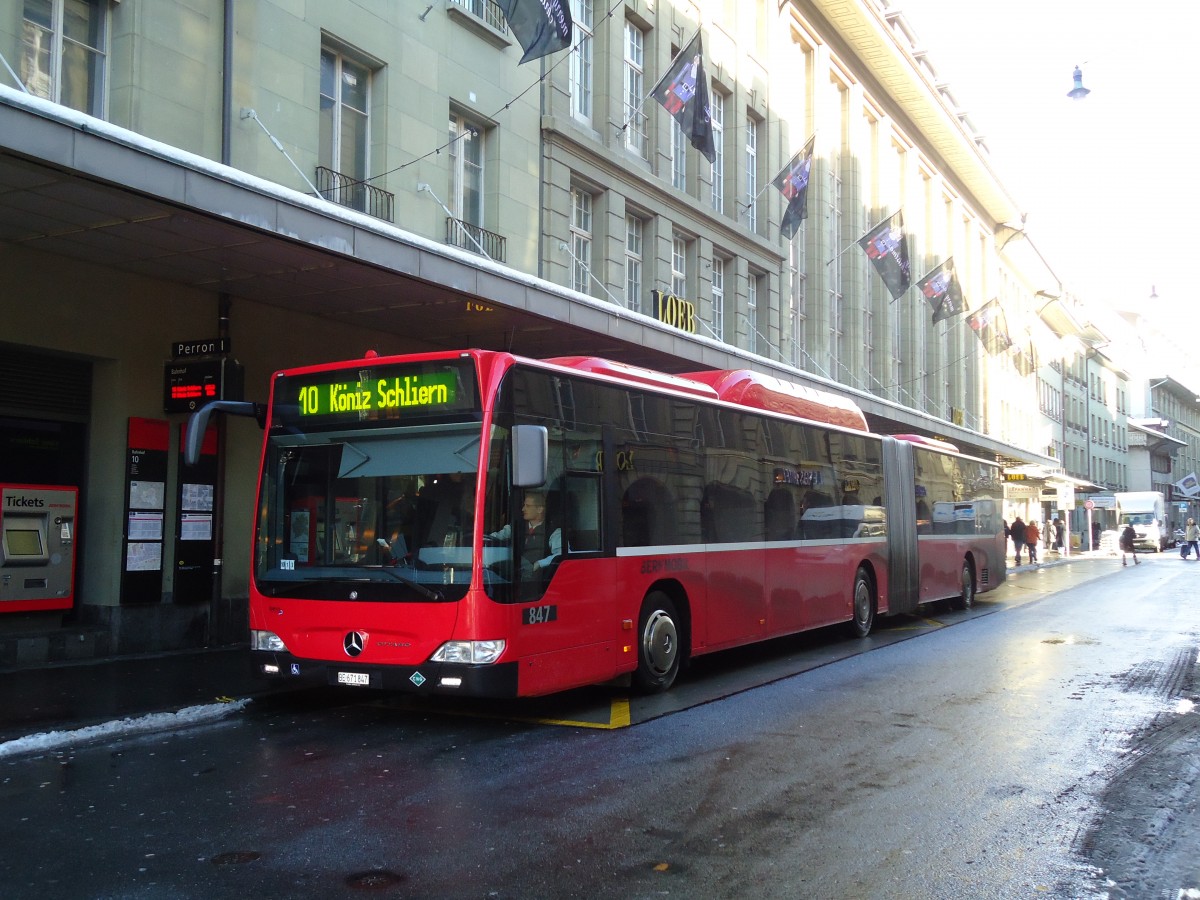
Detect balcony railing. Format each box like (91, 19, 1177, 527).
(448, 0, 508, 34)
(445, 218, 506, 263)
(315, 166, 394, 222)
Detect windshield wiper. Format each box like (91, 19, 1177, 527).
(298, 571, 444, 602)
(370, 567, 445, 601)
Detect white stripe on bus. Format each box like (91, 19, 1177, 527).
(615, 537, 888, 557)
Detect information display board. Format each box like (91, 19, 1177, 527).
(164, 359, 220, 414)
(163, 358, 244, 414)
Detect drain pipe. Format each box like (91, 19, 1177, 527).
(221, 0, 233, 165)
(538, 54, 546, 279)
(211, 0, 233, 644)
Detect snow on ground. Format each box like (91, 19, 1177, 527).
(0, 700, 250, 759)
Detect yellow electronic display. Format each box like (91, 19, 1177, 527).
(272, 361, 478, 428)
(297, 373, 457, 417)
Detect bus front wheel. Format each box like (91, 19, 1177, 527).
(634, 591, 681, 693)
(847, 567, 875, 638)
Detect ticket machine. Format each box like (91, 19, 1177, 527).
(1, 484, 78, 612)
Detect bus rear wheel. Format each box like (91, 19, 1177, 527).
(846, 567, 875, 638)
(952, 559, 975, 610)
(634, 591, 681, 693)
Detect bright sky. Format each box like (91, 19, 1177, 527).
(896, 1, 1200, 329)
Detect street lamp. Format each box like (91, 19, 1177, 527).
(1067, 66, 1091, 99)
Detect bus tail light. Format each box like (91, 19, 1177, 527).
(250, 630, 289, 653)
(430, 640, 506, 665)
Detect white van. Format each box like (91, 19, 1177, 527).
(1115, 491, 1168, 552)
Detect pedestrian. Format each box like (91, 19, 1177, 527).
(1186, 518, 1200, 560)
(1053, 517, 1065, 551)
(1119, 523, 1140, 567)
(1010, 515, 1026, 566)
(1025, 520, 1041, 564)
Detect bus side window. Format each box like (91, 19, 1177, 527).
(564, 475, 602, 552)
(798, 490, 834, 540)
(765, 488, 795, 541)
(621, 477, 676, 547)
(701, 483, 755, 543)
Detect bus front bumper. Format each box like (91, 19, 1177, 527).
(253, 650, 520, 697)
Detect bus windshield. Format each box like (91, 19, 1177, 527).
(256, 358, 486, 601)
(256, 425, 484, 600)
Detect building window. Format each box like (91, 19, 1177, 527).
(320, 45, 370, 200)
(745, 115, 758, 230)
(710, 92, 725, 213)
(790, 241, 806, 368)
(828, 158, 843, 377)
(570, 0, 593, 123)
(623, 21, 646, 157)
(747, 273, 760, 355)
(624, 214, 643, 311)
(712, 256, 725, 341)
(864, 306, 874, 379)
(672, 120, 687, 190)
(442, 113, 503, 257)
(914, 303, 926, 407)
(22, 0, 107, 115)
(570, 188, 593, 294)
(671, 236, 687, 297)
(891, 290, 903, 398)
(448, 114, 484, 228)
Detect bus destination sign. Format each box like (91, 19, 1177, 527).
(296, 372, 458, 417)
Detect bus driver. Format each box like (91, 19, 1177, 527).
(486, 490, 562, 573)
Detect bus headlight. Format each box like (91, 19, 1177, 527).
(250, 630, 289, 653)
(430, 640, 506, 665)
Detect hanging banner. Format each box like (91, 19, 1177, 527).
(773, 136, 816, 240)
(651, 31, 716, 164)
(916, 258, 965, 323)
(495, 0, 573, 64)
(966, 298, 1014, 355)
(857, 211, 911, 301)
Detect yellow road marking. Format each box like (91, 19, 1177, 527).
(524, 697, 631, 730)
(367, 695, 633, 729)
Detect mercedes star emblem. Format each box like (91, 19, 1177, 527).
(343, 631, 367, 657)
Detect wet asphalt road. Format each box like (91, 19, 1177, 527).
(3, 555, 1200, 899)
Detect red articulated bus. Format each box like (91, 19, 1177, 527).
(187, 349, 1006, 697)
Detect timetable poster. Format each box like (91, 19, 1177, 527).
(174, 422, 218, 604)
(121, 417, 169, 605)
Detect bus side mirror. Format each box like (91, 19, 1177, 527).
(183, 400, 264, 466)
(512, 425, 548, 488)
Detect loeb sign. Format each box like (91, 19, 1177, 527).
(651, 290, 697, 334)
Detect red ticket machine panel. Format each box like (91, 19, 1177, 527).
(0, 483, 78, 612)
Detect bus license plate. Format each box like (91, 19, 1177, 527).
(337, 671, 370, 686)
